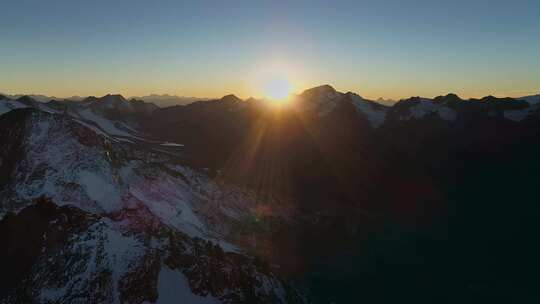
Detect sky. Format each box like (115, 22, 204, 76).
(1, 0, 539, 100)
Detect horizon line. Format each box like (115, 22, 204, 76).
(2, 85, 540, 103)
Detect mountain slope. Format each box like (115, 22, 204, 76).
(0, 198, 299, 303)
(0, 108, 303, 303)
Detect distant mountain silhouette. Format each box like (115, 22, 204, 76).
(130, 94, 209, 107)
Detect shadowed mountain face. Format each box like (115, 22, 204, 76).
(144, 86, 540, 302)
(132, 95, 209, 107)
(145, 86, 539, 209)
(1, 86, 540, 303)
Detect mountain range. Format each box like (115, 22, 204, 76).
(1, 85, 540, 303)
(0, 93, 209, 107)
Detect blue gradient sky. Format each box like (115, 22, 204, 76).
(1, 0, 539, 99)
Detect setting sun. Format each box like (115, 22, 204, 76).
(264, 78, 292, 101)
(253, 61, 299, 103)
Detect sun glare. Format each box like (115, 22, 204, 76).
(264, 78, 292, 102)
(253, 61, 296, 103)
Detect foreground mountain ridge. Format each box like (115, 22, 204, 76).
(0, 108, 303, 303)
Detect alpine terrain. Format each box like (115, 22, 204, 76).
(1, 85, 540, 303)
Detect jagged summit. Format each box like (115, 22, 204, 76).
(16, 95, 37, 105)
(78, 94, 158, 115)
(82, 96, 99, 103)
(433, 93, 462, 103)
(81, 94, 127, 104)
(376, 97, 396, 105)
(100, 93, 127, 102)
(478, 95, 499, 102)
(344, 91, 366, 100)
(220, 94, 242, 103)
(300, 84, 337, 97)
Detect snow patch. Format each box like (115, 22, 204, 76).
(160, 142, 184, 147)
(400, 100, 457, 121)
(78, 171, 121, 208)
(0, 99, 28, 115)
(38, 221, 144, 304)
(129, 174, 207, 238)
(78, 108, 133, 137)
(72, 118, 116, 140)
(519, 95, 540, 105)
(296, 90, 343, 116)
(115, 137, 135, 143)
(156, 265, 218, 304)
(349, 94, 387, 128)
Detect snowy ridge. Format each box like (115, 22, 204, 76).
(6, 111, 123, 214)
(0, 110, 298, 303)
(294, 85, 390, 128)
(292, 86, 540, 128)
(0, 95, 185, 149)
(0, 109, 294, 249)
(0, 98, 28, 115)
(77, 108, 133, 137)
(295, 85, 344, 116)
(156, 265, 219, 304)
(519, 94, 540, 105)
(348, 93, 388, 128)
(2, 111, 216, 240)
(397, 98, 457, 121)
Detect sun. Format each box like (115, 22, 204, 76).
(252, 60, 298, 103)
(264, 77, 292, 102)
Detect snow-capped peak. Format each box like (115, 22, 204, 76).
(92, 94, 133, 112)
(433, 93, 462, 104)
(295, 85, 344, 116)
(346, 92, 388, 128)
(300, 84, 340, 100)
(220, 94, 243, 103)
(393, 97, 457, 121)
(0, 97, 29, 116)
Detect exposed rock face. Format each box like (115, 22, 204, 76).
(0, 109, 302, 303)
(0, 197, 298, 303)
